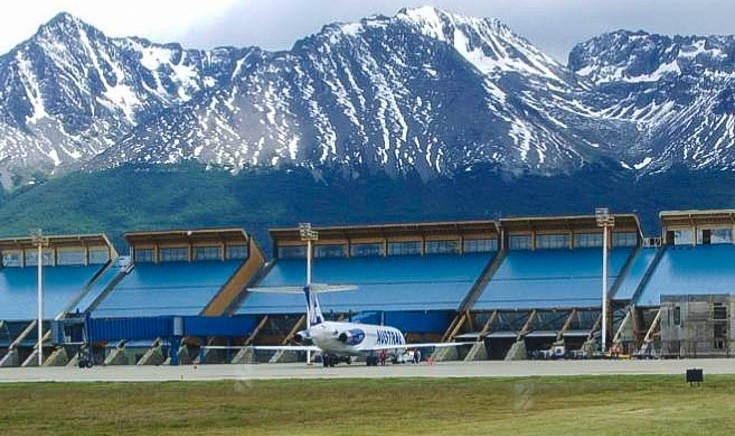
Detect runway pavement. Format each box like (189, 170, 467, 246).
(0, 359, 733, 383)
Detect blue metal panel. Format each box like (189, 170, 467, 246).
(238, 253, 493, 314)
(474, 248, 633, 310)
(184, 316, 257, 337)
(636, 245, 735, 307)
(384, 311, 451, 333)
(613, 248, 659, 301)
(0, 265, 104, 321)
(88, 316, 172, 342)
(74, 262, 126, 313)
(93, 260, 241, 318)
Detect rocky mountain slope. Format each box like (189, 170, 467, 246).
(0, 7, 734, 188)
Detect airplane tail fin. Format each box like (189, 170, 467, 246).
(248, 284, 357, 326)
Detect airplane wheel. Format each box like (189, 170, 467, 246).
(346, 357, 352, 365)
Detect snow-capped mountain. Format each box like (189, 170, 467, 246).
(0, 12, 250, 186)
(570, 30, 735, 172)
(0, 7, 734, 188)
(92, 6, 636, 179)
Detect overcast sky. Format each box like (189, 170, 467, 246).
(2, 0, 734, 63)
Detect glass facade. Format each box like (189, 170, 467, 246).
(536, 233, 570, 250)
(226, 244, 248, 260)
(160, 247, 188, 262)
(508, 235, 532, 251)
(25, 250, 53, 266)
(463, 238, 498, 253)
(57, 250, 85, 265)
(2, 251, 22, 267)
(426, 240, 460, 255)
(89, 249, 109, 265)
(388, 241, 421, 256)
(574, 232, 603, 248)
(673, 229, 694, 245)
(194, 245, 222, 261)
(314, 244, 347, 258)
(278, 245, 307, 259)
(134, 248, 155, 263)
(350, 243, 384, 257)
(613, 232, 638, 247)
(697, 228, 733, 245)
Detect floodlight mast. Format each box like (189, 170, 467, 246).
(32, 229, 49, 366)
(595, 208, 615, 354)
(299, 223, 319, 364)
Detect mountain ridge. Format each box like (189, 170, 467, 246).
(0, 7, 734, 188)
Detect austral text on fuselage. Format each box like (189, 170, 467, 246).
(376, 329, 404, 346)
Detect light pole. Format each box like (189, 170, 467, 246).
(595, 208, 615, 353)
(31, 229, 49, 366)
(299, 223, 319, 364)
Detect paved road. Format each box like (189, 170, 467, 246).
(0, 359, 732, 383)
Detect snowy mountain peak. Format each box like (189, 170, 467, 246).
(0, 10, 735, 188)
(569, 30, 735, 85)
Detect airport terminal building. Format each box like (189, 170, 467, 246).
(1, 209, 734, 366)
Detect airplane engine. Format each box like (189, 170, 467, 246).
(337, 328, 365, 346)
(293, 330, 313, 345)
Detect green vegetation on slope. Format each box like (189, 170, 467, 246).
(0, 162, 734, 251)
(1, 376, 735, 435)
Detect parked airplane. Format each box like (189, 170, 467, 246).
(248, 284, 467, 367)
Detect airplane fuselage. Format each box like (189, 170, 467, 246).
(300, 321, 406, 357)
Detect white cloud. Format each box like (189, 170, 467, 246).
(0, 0, 241, 53)
(1, 0, 735, 62)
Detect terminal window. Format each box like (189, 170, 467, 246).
(57, 249, 85, 265)
(574, 232, 603, 248)
(350, 243, 384, 257)
(278, 245, 306, 259)
(25, 249, 53, 266)
(613, 232, 638, 247)
(134, 248, 155, 263)
(226, 244, 248, 260)
(673, 229, 694, 245)
(194, 245, 222, 261)
(426, 240, 460, 255)
(536, 233, 570, 250)
(88, 249, 109, 265)
(388, 241, 421, 256)
(314, 244, 347, 258)
(698, 228, 732, 245)
(463, 238, 498, 253)
(508, 235, 532, 250)
(2, 251, 22, 267)
(159, 247, 188, 262)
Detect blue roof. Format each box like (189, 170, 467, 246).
(474, 248, 633, 310)
(636, 244, 735, 307)
(92, 260, 241, 317)
(237, 253, 493, 315)
(72, 262, 126, 313)
(0, 265, 102, 321)
(613, 247, 659, 301)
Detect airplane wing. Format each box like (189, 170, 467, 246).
(202, 345, 321, 352)
(361, 342, 475, 352)
(248, 284, 357, 293)
(248, 345, 321, 352)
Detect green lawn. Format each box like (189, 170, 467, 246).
(1, 376, 734, 435)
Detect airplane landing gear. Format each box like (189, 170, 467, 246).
(322, 354, 336, 367)
(321, 354, 353, 367)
